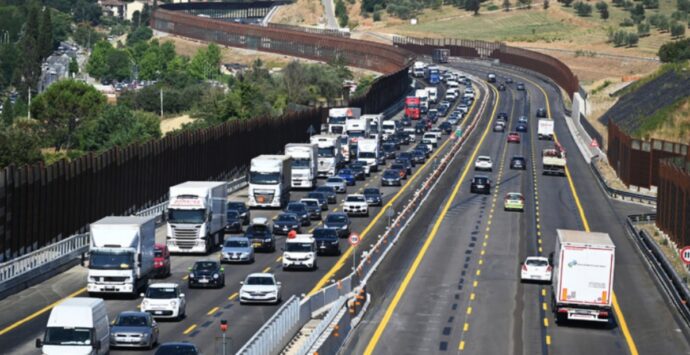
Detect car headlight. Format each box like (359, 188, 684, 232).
(241, 252, 249, 257)
(213, 273, 219, 279)
(332, 240, 339, 245)
(189, 273, 194, 278)
(341, 225, 348, 230)
(264, 238, 272, 242)
(170, 300, 177, 307)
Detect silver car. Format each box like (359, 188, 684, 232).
(110, 311, 159, 349)
(221, 237, 255, 263)
(325, 177, 347, 193)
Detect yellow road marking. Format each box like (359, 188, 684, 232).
(363, 85, 499, 355)
(459, 341, 466, 350)
(183, 275, 189, 280)
(470, 293, 475, 301)
(546, 335, 552, 345)
(262, 267, 271, 273)
(228, 292, 238, 301)
(183, 324, 197, 335)
(207, 306, 219, 316)
(467, 306, 473, 315)
(0, 287, 86, 336)
(463, 322, 469, 331)
(473, 280, 478, 287)
(543, 318, 549, 327)
(276, 256, 283, 262)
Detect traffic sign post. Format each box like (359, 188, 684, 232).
(455, 127, 463, 138)
(349, 233, 360, 271)
(680, 246, 690, 265)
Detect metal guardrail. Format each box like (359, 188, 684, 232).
(590, 158, 656, 204)
(296, 296, 348, 354)
(237, 295, 308, 355)
(625, 214, 690, 325)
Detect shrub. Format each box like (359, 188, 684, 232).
(574, 1, 593, 16)
(671, 21, 687, 37)
(642, 0, 658, 8)
(626, 32, 639, 46)
(620, 17, 635, 26)
(637, 21, 651, 36)
(373, 10, 382, 21)
(658, 38, 690, 62)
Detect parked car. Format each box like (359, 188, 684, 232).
(227, 201, 250, 225)
(110, 311, 159, 349)
(315, 185, 337, 203)
(188, 260, 225, 288)
(323, 212, 351, 238)
(313, 228, 341, 256)
(285, 202, 311, 226)
(155, 343, 199, 355)
(239, 273, 282, 304)
(221, 236, 255, 263)
(507, 132, 521, 143)
(153, 244, 171, 278)
(140, 283, 186, 320)
(245, 217, 275, 252)
(510, 156, 527, 170)
(363, 188, 383, 206)
(307, 191, 328, 210)
(273, 212, 301, 235)
(520, 256, 552, 282)
(470, 175, 491, 194)
(225, 210, 243, 234)
(325, 177, 347, 193)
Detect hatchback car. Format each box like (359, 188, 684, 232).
(155, 342, 199, 355)
(520, 256, 552, 282)
(324, 212, 351, 238)
(307, 191, 328, 210)
(474, 156, 493, 171)
(273, 212, 301, 235)
(285, 202, 311, 226)
(221, 236, 255, 263)
(382, 169, 403, 186)
(110, 311, 158, 349)
(504, 192, 525, 212)
(510, 156, 527, 170)
(153, 244, 171, 278)
(505, 77, 513, 84)
(493, 123, 505, 132)
(507, 132, 521, 143)
(313, 228, 341, 256)
(470, 175, 491, 194)
(325, 177, 347, 193)
(239, 273, 282, 304)
(227, 201, 250, 225)
(245, 217, 275, 252)
(518, 116, 528, 124)
(363, 188, 383, 206)
(225, 210, 243, 234)
(188, 260, 224, 288)
(140, 283, 186, 320)
(315, 186, 337, 203)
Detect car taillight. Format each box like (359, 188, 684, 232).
(598, 311, 610, 319)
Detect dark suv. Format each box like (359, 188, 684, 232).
(470, 175, 492, 194)
(245, 219, 275, 252)
(227, 201, 250, 225)
(313, 228, 341, 256)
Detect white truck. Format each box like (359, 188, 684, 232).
(327, 107, 361, 135)
(415, 88, 429, 113)
(310, 134, 342, 177)
(249, 155, 291, 208)
(167, 181, 227, 254)
(357, 138, 380, 172)
(413, 61, 425, 77)
(87, 216, 156, 296)
(37, 298, 110, 355)
(538, 119, 555, 140)
(552, 229, 615, 324)
(345, 118, 370, 144)
(285, 143, 318, 189)
(282, 234, 317, 271)
(382, 120, 396, 140)
(363, 114, 383, 136)
(426, 87, 438, 104)
(542, 142, 566, 176)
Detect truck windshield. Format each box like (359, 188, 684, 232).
(89, 250, 134, 270)
(406, 104, 419, 109)
(286, 243, 314, 252)
(348, 131, 364, 138)
(250, 172, 281, 185)
(292, 159, 311, 168)
(359, 152, 376, 159)
(328, 116, 346, 124)
(168, 209, 205, 224)
(317, 147, 335, 158)
(44, 327, 93, 346)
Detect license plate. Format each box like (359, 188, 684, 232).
(155, 311, 163, 315)
(320, 245, 326, 249)
(231, 256, 239, 259)
(199, 279, 209, 283)
(253, 243, 262, 248)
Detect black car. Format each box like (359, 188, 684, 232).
(536, 107, 547, 118)
(382, 169, 403, 186)
(438, 104, 449, 117)
(301, 199, 322, 220)
(313, 228, 341, 256)
(188, 260, 224, 288)
(155, 342, 200, 355)
(498, 84, 506, 91)
(315, 186, 337, 204)
(245, 221, 275, 252)
(439, 121, 453, 134)
(395, 158, 413, 175)
(349, 161, 367, 179)
(395, 132, 411, 145)
(510, 156, 527, 170)
(412, 149, 426, 164)
(415, 122, 426, 134)
(273, 212, 301, 235)
(324, 212, 351, 238)
(516, 123, 528, 132)
(415, 143, 431, 158)
(428, 110, 438, 123)
(307, 192, 329, 210)
(517, 83, 525, 91)
(224, 211, 243, 234)
(227, 201, 250, 225)
(497, 112, 508, 120)
(401, 116, 412, 127)
(363, 188, 383, 206)
(505, 77, 513, 84)
(398, 152, 416, 167)
(382, 143, 397, 160)
(470, 175, 492, 194)
(285, 202, 311, 226)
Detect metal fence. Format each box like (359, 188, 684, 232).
(237, 295, 308, 355)
(657, 158, 690, 247)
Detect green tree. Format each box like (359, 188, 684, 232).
(0, 123, 43, 168)
(38, 8, 54, 59)
(126, 26, 153, 46)
(73, 0, 102, 25)
(658, 38, 690, 62)
(20, 3, 41, 91)
(642, 0, 658, 8)
(562, 0, 574, 7)
(69, 57, 79, 76)
(596, 1, 608, 12)
(30, 80, 106, 150)
(518, 0, 533, 9)
(671, 21, 686, 37)
(0, 43, 19, 91)
(188, 44, 221, 80)
(73, 23, 103, 49)
(77, 105, 161, 151)
(543, 0, 550, 9)
(86, 41, 132, 82)
(630, 4, 645, 23)
(574, 2, 593, 16)
(86, 41, 112, 80)
(626, 32, 639, 46)
(465, 0, 480, 14)
(601, 7, 609, 19)
(638, 21, 651, 36)
(658, 15, 671, 31)
(51, 10, 73, 48)
(138, 42, 163, 80)
(679, 0, 690, 12)
(2, 97, 13, 126)
(612, 0, 624, 6)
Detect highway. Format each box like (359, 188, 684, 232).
(343, 62, 690, 355)
(0, 70, 487, 354)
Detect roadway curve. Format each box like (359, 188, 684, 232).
(343, 61, 690, 355)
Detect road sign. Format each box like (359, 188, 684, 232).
(349, 233, 360, 246)
(455, 128, 463, 138)
(590, 139, 599, 148)
(681, 247, 690, 265)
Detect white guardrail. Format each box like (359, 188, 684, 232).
(0, 175, 248, 297)
(239, 71, 490, 355)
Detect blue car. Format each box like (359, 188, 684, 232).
(516, 123, 528, 132)
(337, 169, 356, 186)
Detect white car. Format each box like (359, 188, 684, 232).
(422, 133, 438, 147)
(474, 156, 493, 171)
(429, 128, 443, 139)
(239, 273, 282, 304)
(140, 283, 186, 320)
(520, 256, 552, 282)
(282, 234, 317, 270)
(343, 194, 369, 217)
(403, 127, 416, 142)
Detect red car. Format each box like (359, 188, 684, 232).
(507, 132, 521, 143)
(153, 244, 171, 278)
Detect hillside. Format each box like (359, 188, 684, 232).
(598, 63, 690, 141)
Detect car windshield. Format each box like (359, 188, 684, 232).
(247, 225, 269, 234)
(225, 239, 249, 248)
(227, 202, 246, 212)
(327, 178, 343, 183)
(316, 187, 334, 194)
(154, 249, 163, 257)
(287, 204, 306, 213)
(246, 276, 275, 285)
(348, 131, 365, 138)
(292, 158, 311, 168)
(302, 200, 318, 207)
(326, 214, 347, 223)
(146, 287, 177, 299)
(43, 327, 93, 345)
(227, 211, 240, 219)
(168, 209, 205, 224)
(346, 195, 365, 202)
(313, 229, 337, 239)
(507, 193, 522, 200)
(339, 169, 353, 175)
(328, 116, 346, 124)
(276, 214, 298, 222)
(526, 259, 549, 267)
(286, 242, 314, 252)
(318, 147, 335, 158)
(391, 164, 404, 170)
(383, 144, 395, 152)
(384, 170, 399, 178)
(89, 250, 134, 270)
(474, 177, 488, 183)
(478, 157, 491, 162)
(250, 171, 280, 185)
(359, 152, 376, 158)
(193, 262, 217, 271)
(364, 188, 379, 195)
(115, 314, 149, 327)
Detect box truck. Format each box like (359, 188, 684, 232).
(87, 216, 156, 296)
(538, 119, 554, 140)
(311, 134, 342, 177)
(327, 107, 361, 135)
(542, 142, 566, 176)
(357, 138, 381, 172)
(166, 181, 227, 254)
(248, 155, 291, 208)
(36, 297, 110, 355)
(552, 229, 615, 324)
(285, 143, 318, 189)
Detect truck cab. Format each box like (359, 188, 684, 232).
(282, 234, 317, 270)
(357, 138, 380, 172)
(249, 155, 292, 208)
(37, 298, 110, 355)
(285, 143, 318, 189)
(310, 134, 342, 177)
(327, 107, 361, 135)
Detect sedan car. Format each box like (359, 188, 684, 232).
(227, 201, 250, 225)
(505, 77, 514, 84)
(110, 311, 158, 349)
(221, 236, 255, 263)
(324, 212, 351, 238)
(390, 163, 408, 180)
(155, 343, 199, 355)
(518, 115, 528, 124)
(470, 175, 491, 194)
(382, 143, 397, 160)
(337, 169, 357, 186)
(504, 192, 525, 212)
(245, 217, 275, 252)
(474, 155, 493, 171)
(382, 169, 403, 186)
(536, 107, 547, 118)
(415, 122, 426, 134)
(497, 112, 508, 120)
(313, 228, 341, 256)
(516, 123, 528, 132)
(325, 177, 347, 193)
(498, 83, 506, 91)
(398, 152, 416, 167)
(307, 191, 328, 210)
(510, 156, 527, 170)
(401, 116, 412, 127)
(343, 194, 369, 217)
(395, 158, 413, 175)
(363, 188, 383, 206)
(349, 161, 367, 179)
(493, 123, 505, 132)
(300, 198, 322, 220)
(411, 149, 426, 164)
(224, 210, 243, 234)
(285, 202, 311, 226)
(507, 132, 521, 143)
(520, 256, 552, 282)
(439, 121, 453, 134)
(415, 143, 431, 157)
(188, 260, 224, 288)
(315, 185, 337, 203)
(516, 82, 526, 91)
(239, 273, 282, 304)
(273, 212, 302, 235)
(140, 283, 186, 320)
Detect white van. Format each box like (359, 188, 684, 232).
(37, 297, 110, 355)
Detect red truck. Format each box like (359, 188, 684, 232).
(404, 96, 421, 120)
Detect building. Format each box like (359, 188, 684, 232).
(99, 0, 147, 21)
(38, 42, 80, 92)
